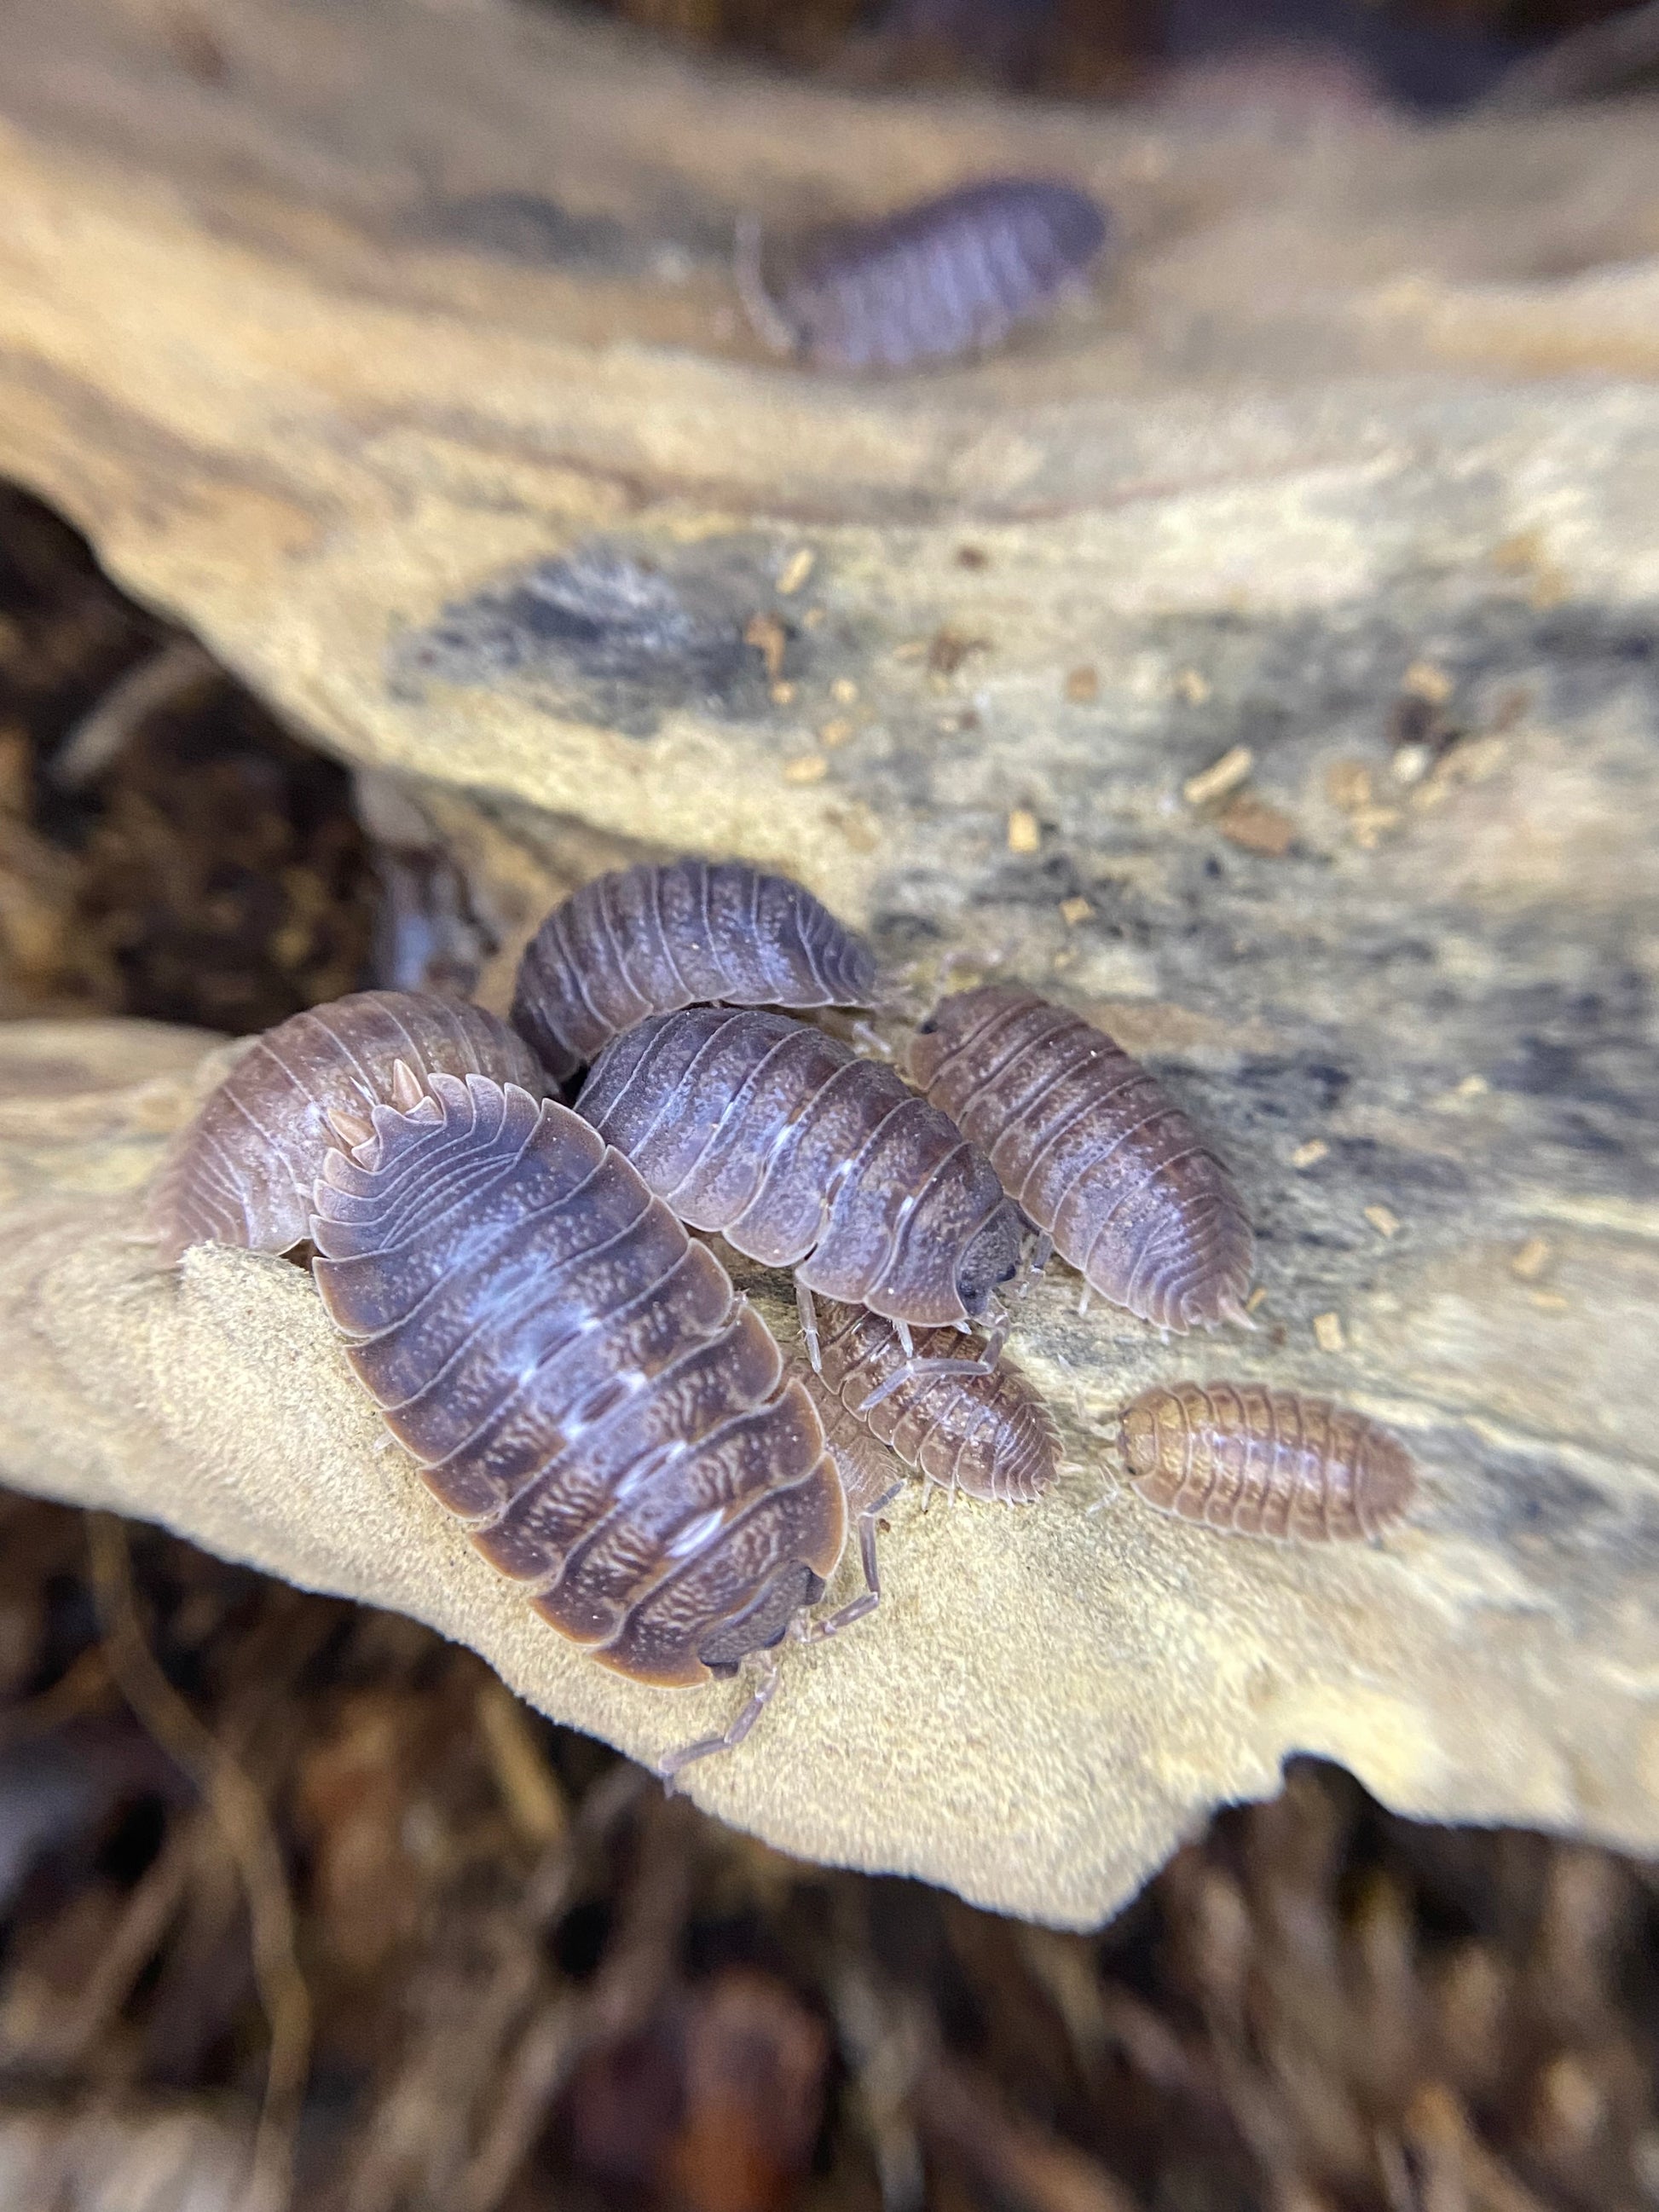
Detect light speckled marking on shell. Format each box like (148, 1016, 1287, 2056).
(739, 177, 1108, 373)
(149, 990, 549, 1262)
(910, 987, 1253, 1332)
(310, 1071, 847, 1687)
(1119, 1381, 1416, 1543)
(801, 1299, 1058, 1505)
(577, 1006, 1023, 1330)
(511, 858, 878, 1084)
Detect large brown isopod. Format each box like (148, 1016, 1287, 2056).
(149, 990, 549, 1262)
(576, 1005, 1024, 1334)
(511, 858, 879, 1085)
(910, 987, 1254, 1332)
(736, 177, 1108, 374)
(802, 1299, 1058, 1505)
(309, 1070, 853, 1704)
(1119, 1382, 1416, 1543)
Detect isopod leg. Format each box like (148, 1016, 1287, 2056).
(855, 1354, 988, 1414)
(795, 1280, 823, 1372)
(658, 1649, 783, 1792)
(801, 1496, 896, 1643)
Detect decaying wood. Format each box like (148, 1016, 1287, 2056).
(0, 0, 1656, 1925)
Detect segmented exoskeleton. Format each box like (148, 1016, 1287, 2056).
(576, 1006, 1024, 1339)
(736, 177, 1108, 373)
(910, 987, 1253, 1331)
(310, 1068, 882, 1770)
(511, 858, 878, 1085)
(801, 1299, 1058, 1505)
(149, 990, 548, 1261)
(1118, 1381, 1415, 1542)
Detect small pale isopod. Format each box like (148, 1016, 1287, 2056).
(802, 1299, 1058, 1505)
(310, 1071, 853, 1697)
(737, 177, 1108, 373)
(577, 1006, 1023, 1331)
(149, 990, 549, 1261)
(511, 858, 879, 1084)
(910, 987, 1253, 1331)
(1119, 1381, 1416, 1542)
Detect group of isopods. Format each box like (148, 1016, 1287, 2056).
(150, 858, 1415, 1778)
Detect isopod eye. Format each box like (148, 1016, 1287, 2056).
(955, 1205, 1023, 1315)
(916, 1017, 939, 1036)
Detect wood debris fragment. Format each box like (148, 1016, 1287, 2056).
(1182, 745, 1252, 807)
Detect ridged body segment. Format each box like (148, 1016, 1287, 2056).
(910, 987, 1253, 1331)
(744, 178, 1108, 373)
(309, 1071, 847, 1686)
(511, 859, 878, 1083)
(577, 1006, 1023, 1329)
(150, 990, 548, 1261)
(1119, 1382, 1416, 1542)
(805, 1300, 1058, 1505)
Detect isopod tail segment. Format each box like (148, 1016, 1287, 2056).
(659, 1429, 903, 1789)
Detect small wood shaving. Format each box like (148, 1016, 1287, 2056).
(776, 548, 815, 596)
(1349, 805, 1402, 849)
(1006, 808, 1040, 855)
(1065, 666, 1099, 704)
(1246, 1286, 1269, 1314)
(928, 628, 987, 679)
(1059, 896, 1093, 927)
(1219, 794, 1295, 858)
(1456, 1073, 1489, 1098)
(818, 719, 854, 748)
(1326, 761, 1373, 812)
(1402, 660, 1454, 704)
(1174, 668, 1211, 705)
(1364, 1204, 1401, 1239)
(783, 754, 827, 784)
(1530, 1291, 1570, 1312)
(1291, 1139, 1328, 1169)
(770, 681, 796, 707)
(1313, 1312, 1345, 1353)
(1511, 1237, 1551, 1281)
(744, 611, 787, 683)
(1183, 745, 1252, 807)
(830, 678, 858, 705)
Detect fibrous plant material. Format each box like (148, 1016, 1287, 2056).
(511, 858, 877, 1084)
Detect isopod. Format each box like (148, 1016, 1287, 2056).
(1119, 1381, 1416, 1542)
(802, 1299, 1058, 1505)
(150, 990, 549, 1261)
(736, 177, 1108, 373)
(310, 1069, 865, 1759)
(576, 1005, 1024, 1333)
(511, 858, 879, 1085)
(910, 987, 1253, 1331)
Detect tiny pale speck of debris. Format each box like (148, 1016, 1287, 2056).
(1183, 745, 1251, 807)
(1314, 1312, 1345, 1352)
(1007, 808, 1040, 855)
(1511, 1237, 1551, 1280)
(1364, 1204, 1400, 1239)
(777, 548, 815, 595)
(1291, 1139, 1328, 1169)
(1059, 897, 1093, 927)
(783, 754, 828, 785)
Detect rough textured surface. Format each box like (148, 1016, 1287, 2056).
(0, 0, 1656, 1925)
